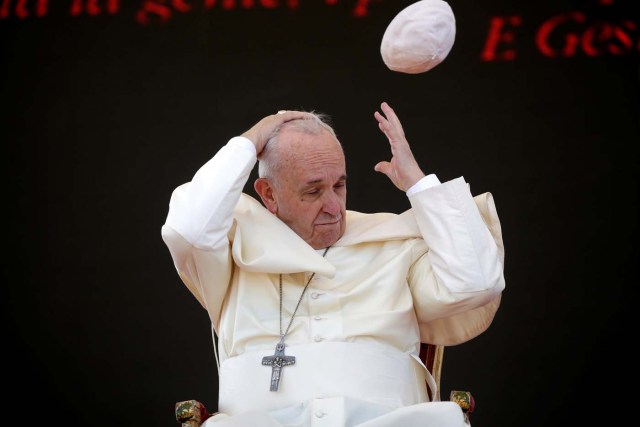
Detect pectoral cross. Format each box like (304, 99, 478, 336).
(262, 338, 295, 391)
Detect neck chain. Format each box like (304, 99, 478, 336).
(262, 246, 330, 392)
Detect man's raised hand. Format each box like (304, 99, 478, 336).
(373, 102, 426, 192)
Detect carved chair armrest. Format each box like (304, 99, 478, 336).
(450, 390, 475, 423)
(175, 400, 213, 427)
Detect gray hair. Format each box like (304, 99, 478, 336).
(258, 111, 341, 180)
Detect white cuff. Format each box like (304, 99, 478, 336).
(406, 174, 441, 197)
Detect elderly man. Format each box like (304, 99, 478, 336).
(161, 102, 505, 426)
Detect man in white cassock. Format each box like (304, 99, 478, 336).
(161, 102, 506, 427)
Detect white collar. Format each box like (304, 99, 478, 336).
(230, 194, 421, 276)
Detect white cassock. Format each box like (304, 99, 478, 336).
(161, 137, 506, 427)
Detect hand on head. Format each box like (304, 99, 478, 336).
(373, 102, 426, 192)
(242, 110, 313, 156)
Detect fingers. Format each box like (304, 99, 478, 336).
(270, 110, 314, 130)
(374, 102, 405, 142)
(374, 161, 391, 174)
(274, 110, 310, 119)
(376, 102, 398, 125)
(379, 102, 393, 120)
(374, 112, 393, 140)
(373, 102, 424, 191)
(243, 110, 313, 155)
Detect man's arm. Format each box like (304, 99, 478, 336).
(407, 179, 505, 315)
(373, 101, 505, 343)
(409, 186, 506, 345)
(164, 109, 314, 250)
(160, 111, 315, 319)
(161, 137, 257, 321)
(163, 138, 256, 251)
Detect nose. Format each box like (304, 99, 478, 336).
(322, 191, 342, 217)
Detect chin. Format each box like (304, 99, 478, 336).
(318, 231, 342, 249)
(307, 222, 344, 249)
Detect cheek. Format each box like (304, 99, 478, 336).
(285, 200, 315, 221)
(301, 202, 326, 226)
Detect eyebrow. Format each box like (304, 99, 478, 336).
(304, 174, 348, 185)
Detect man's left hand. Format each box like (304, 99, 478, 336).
(373, 102, 426, 192)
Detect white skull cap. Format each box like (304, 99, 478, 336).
(380, 0, 456, 74)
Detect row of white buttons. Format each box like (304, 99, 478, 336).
(311, 291, 327, 343)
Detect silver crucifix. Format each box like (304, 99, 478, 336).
(262, 338, 295, 391)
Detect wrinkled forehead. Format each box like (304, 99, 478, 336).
(281, 155, 347, 190)
(279, 128, 344, 160)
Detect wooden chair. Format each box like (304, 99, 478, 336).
(175, 343, 475, 426)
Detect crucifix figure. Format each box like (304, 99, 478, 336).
(262, 338, 295, 391)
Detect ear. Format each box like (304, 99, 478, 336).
(254, 178, 278, 214)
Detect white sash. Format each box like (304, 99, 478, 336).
(218, 341, 431, 416)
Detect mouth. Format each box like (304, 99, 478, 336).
(316, 217, 341, 226)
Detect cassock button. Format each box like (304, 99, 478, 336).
(314, 335, 324, 342)
(315, 410, 326, 418)
(310, 292, 319, 299)
(314, 316, 323, 321)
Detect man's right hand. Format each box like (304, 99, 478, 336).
(241, 110, 313, 156)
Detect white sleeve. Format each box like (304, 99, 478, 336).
(164, 136, 257, 250)
(408, 177, 504, 294)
